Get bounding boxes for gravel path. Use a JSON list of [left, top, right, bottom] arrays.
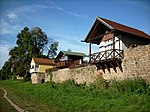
[[1, 88, 25, 112]]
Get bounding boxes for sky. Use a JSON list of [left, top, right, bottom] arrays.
[[0, 0, 150, 69]]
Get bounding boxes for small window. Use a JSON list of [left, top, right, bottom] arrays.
[[35, 64, 39, 68], [31, 65, 34, 69]]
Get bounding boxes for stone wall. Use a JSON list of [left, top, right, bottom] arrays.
[[31, 73, 45, 84], [123, 45, 150, 81], [99, 45, 150, 82], [46, 65, 97, 84], [45, 45, 150, 84]]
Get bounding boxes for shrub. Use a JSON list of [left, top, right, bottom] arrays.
[[111, 78, 149, 94], [89, 77, 110, 91], [23, 72, 31, 81]]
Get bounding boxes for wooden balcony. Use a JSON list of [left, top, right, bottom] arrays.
[[56, 60, 81, 69], [56, 61, 69, 68], [90, 49, 123, 63], [90, 49, 123, 72]]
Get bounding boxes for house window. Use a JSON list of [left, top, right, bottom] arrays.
[[35, 64, 39, 68], [61, 55, 68, 61], [31, 65, 34, 69]]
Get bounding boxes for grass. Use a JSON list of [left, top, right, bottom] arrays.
[[0, 89, 17, 112], [0, 78, 150, 112]]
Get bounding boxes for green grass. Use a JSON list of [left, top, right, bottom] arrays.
[[0, 89, 17, 112], [0, 78, 150, 112]]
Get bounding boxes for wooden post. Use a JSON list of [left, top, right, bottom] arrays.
[[112, 33, 115, 58], [118, 38, 121, 59], [89, 42, 92, 64], [119, 38, 120, 51]]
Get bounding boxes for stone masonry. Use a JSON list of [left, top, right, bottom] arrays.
[[45, 45, 150, 84], [98, 45, 150, 82], [45, 65, 98, 84]]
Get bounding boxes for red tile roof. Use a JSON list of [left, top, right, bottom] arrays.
[[33, 58, 55, 65], [98, 17, 150, 39]]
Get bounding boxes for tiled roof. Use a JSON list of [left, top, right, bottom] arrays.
[[98, 17, 150, 39], [33, 58, 55, 65], [61, 51, 87, 57], [84, 17, 150, 44]]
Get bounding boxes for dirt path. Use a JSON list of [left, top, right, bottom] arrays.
[[1, 88, 25, 112]]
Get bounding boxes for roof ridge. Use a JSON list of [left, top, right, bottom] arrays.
[[60, 50, 87, 57], [62, 50, 86, 54]]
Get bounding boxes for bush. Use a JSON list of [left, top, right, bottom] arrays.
[[23, 72, 31, 81], [111, 78, 149, 94], [88, 77, 149, 95], [88, 77, 110, 92]]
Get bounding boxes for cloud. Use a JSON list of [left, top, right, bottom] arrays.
[[46, 2, 88, 19], [0, 19, 22, 35], [7, 12, 17, 20], [8, 2, 88, 19], [0, 1, 88, 36], [63, 10, 88, 19], [0, 41, 14, 69]]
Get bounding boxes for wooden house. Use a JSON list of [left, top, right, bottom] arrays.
[[82, 16, 150, 71], [30, 58, 55, 83], [55, 51, 87, 69]]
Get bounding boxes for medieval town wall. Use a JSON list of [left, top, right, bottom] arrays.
[[45, 65, 98, 84], [45, 45, 150, 84], [99, 44, 150, 82]]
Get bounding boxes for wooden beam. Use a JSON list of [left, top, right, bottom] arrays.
[[119, 38, 120, 51], [110, 62, 117, 73], [88, 31, 113, 42], [104, 64, 110, 73], [116, 60, 123, 72], [89, 21, 100, 39], [99, 65, 104, 69], [96, 17, 114, 30], [89, 42, 92, 64], [99, 65, 105, 73], [112, 33, 115, 58]]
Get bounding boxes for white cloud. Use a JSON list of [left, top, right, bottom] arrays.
[[0, 19, 21, 35], [0, 1, 88, 37], [64, 10, 88, 19], [0, 41, 13, 69], [7, 13, 17, 20], [9, 2, 88, 19], [46, 2, 88, 19]]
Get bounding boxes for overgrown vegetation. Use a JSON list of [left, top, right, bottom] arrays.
[[0, 27, 58, 80], [0, 78, 150, 112]]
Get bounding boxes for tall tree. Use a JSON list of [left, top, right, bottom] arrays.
[[0, 27, 58, 80]]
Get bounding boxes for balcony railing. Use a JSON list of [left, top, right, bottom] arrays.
[[90, 49, 123, 63], [56, 60, 80, 68], [56, 61, 69, 68], [30, 67, 39, 73]]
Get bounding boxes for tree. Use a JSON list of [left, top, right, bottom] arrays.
[[48, 41, 58, 59], [0, 61, 12, 80], [0, 27, 58, 80]]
